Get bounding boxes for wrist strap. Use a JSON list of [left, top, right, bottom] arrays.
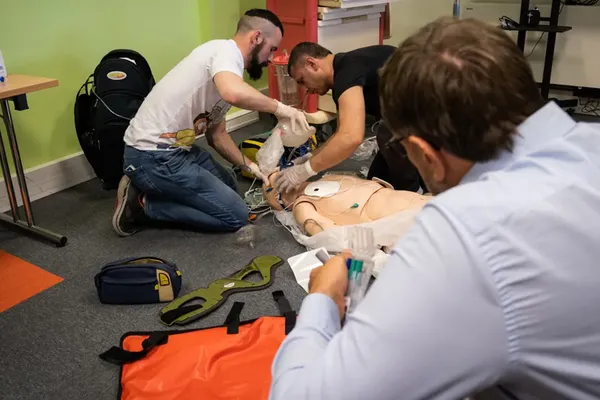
[[275, 100, 284, 114], [304, 160, 317, 177]]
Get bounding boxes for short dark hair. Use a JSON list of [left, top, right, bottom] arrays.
[[288, 42, 332, 75], [238, 9, 284, 36], [379, 17, 544, 163]]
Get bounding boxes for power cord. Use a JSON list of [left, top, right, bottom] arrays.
[[566, 0, 598, 5], [499, 0, 568, 58], [580, 98, 600, 116]]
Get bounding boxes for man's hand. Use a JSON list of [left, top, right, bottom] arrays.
[[292, 152, 312, 166], [274, 101, 311, 132], [274, 161, 316, 193], [309, 251, 351, 320], [245, 162, 269, 183]]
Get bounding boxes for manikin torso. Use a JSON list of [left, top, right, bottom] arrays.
[[265, 174, 431, 236]]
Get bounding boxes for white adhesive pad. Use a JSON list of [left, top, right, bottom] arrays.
[[303, 181, 341, 198], [287, 247, 330, 292]]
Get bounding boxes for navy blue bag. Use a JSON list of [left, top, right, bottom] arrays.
[[95, 257, 182, 305]]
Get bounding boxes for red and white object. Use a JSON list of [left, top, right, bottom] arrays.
[[266, 0, 391, 118]]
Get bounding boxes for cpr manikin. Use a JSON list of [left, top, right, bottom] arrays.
[[263, 173, 431, 236]]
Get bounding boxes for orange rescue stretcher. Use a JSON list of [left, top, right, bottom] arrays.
[[99, 290, 296, 400]]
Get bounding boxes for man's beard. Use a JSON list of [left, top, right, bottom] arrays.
[[247, 43, 268, 81]]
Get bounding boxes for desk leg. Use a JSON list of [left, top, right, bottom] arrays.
[[0, 107, 20, 222], [540, 0, 562, 99], [0, 99, 67, 247], [1, 100, 35, 226], [517, 0, 530, 51]]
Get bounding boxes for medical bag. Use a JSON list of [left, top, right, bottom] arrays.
[[99, 290, 296, 400], [75, 49, 155, 190], [94, 256, 182, 305]]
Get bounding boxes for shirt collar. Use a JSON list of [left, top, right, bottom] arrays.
[[460, 101, 577, 184]]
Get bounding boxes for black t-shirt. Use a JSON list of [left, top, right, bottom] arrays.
[[332, 45, 396, 119]]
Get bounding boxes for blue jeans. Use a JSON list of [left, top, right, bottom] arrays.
[[123, 145, 248, 232]]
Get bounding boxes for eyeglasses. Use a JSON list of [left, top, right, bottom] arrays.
[[384, 136, 408, 159]]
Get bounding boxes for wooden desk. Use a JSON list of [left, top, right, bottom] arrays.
[[0, 74, 67, 247]]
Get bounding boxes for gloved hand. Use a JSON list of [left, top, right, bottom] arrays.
[[245, 162, 269, 183], [292, 152, 313, 166], [274, 101, 311, 132], [274, 161, 317, 194]]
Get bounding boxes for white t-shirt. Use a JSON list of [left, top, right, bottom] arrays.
[[124, 39, 244, 151]]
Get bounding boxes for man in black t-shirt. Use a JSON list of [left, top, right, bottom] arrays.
[[273, 42, 423, 194]]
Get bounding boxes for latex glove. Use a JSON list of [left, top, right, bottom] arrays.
[[292, 152, 313, 166], [274, 160, 317, 194], [245, 162, 269, 183], [309, 251, 351, 321], [274, 101, 311, 132]]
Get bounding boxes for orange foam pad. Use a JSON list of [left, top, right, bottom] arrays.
[[0, 251, 63, 312]]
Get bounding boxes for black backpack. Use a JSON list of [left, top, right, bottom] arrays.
[[75, 49, 155, 190]]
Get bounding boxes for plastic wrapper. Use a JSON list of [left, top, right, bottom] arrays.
[[236, 225, 257, 249], [359, 166, 369, 178], [351, 137, 379, 161], [277, 119, 317, 148], [274, 207, 422, 278], [256, 129, 284, 176]]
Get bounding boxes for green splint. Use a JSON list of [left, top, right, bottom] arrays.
[[159, 255, 284, 326]]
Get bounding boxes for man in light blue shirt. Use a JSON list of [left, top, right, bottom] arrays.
[[269, 17, 600, 400]]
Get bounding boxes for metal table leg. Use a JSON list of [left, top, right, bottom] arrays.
[[0, 98, 67, 247], [0, 110, 19, 222]]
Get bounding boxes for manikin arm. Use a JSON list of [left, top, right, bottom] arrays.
[[294, 202, 336, 236], [309, 86, 366, 172]]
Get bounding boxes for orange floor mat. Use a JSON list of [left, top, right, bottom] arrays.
[[0, 251, 63, 313]]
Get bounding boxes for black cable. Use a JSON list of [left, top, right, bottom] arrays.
[[569, 0, 599, 5], [580, 98, 600, 116], [524, 1, 566, 58], [525, 33, 546, 57]]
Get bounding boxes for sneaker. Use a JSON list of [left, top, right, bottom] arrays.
[[112, 175, 145, 237]]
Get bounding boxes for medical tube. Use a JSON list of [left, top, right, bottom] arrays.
[[345, 255, 375, 314]]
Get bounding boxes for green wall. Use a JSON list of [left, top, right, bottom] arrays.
[[0, 0, 267, 172]]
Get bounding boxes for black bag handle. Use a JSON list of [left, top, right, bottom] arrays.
[[272, 291, 296, 334], [224, 302, 245, 334], [102, 256, 173, 269], [98, 332, 169, 366], [223, 291, 296, 335]]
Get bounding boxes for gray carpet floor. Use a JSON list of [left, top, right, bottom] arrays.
[[0, 115, 375, 400]]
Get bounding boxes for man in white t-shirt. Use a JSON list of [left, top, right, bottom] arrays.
[[112, 9, 308, 236]]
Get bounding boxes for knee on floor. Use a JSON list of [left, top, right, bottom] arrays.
[[220, 199, 249, 231]]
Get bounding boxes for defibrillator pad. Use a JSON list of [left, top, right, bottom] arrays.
[[304, 181, 341, 198]]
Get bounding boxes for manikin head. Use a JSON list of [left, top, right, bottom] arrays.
[[262, 172, 306, 211], [287, 42, 334, 96], [379, 17, 545, 195], [235, 9, 284, 81]]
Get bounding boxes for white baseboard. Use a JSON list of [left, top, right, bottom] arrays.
[[0, 103, 264, 213], [0, 152, 96, 213], [225, 109, 259, 132]]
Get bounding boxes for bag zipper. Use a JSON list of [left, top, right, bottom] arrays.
[[101, 277, 157, 286], [100, 264, 181, 278]]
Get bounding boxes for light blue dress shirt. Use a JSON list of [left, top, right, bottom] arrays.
[[269, 102, 600, 400]]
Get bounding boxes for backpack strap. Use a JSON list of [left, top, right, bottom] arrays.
[[99, 332, 169, 366], [272, 290, 296, 334]]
